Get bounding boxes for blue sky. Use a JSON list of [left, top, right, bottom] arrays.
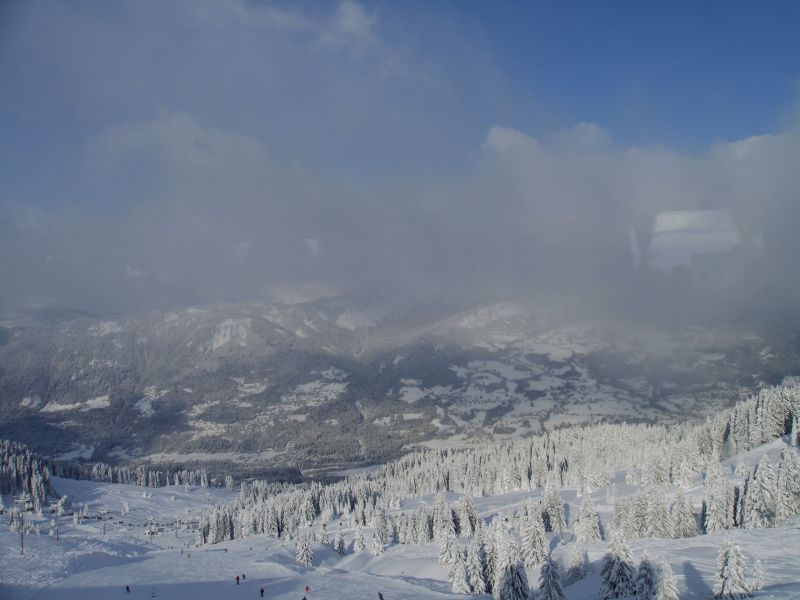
[[2, 1, 798, 202], [1, 1, 799, 312], [464, 1, 799, 149]]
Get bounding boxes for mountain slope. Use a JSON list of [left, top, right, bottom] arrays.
[[1, 297, 798, 471], [1, 385, 798, 599]]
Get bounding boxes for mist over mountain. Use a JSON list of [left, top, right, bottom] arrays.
[[1, 2, 800, 476], [2, 1, 800, 321], [1, 294, 798, 479]]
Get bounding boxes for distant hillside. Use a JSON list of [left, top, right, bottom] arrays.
[[1, 296, 798, 473]]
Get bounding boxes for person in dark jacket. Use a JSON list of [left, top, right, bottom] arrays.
[[260, 587, 264, 597], [236, 576, 240, 585]]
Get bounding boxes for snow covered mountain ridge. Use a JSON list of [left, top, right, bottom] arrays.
[[2, 297, 798, 475]]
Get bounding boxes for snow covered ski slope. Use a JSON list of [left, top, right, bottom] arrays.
[[2, 385, 800, 599]]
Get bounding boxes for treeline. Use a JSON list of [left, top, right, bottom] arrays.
[[194, 384, 800, 550], [0, 439, 58, 512], [52, 461, 211, 488]]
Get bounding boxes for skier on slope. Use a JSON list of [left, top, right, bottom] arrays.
[[236, 575, 240, 585], [260, 587, 265, 597], [378, 594, 385, 600]]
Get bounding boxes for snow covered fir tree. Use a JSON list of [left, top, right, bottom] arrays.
[[185, 386, 799, 596], [3, 383, 800, 598], [537, 552, 566, 600], [0, 440, 58, 514], [599, 533, 636, 599], [713, 537, 750, 599]]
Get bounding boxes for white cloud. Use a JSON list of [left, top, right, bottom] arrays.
[[547, 122, 612, 151], [195, 0, 380, 56], [484, 122, 611, 156], [87, 110, 268, 177], [234, 241, 252, 260], [711, 132, 791, 161], [483, 126, 539, 155], [126, 264, 146, 278], [303, 237, 322, 258], [192, 0, 312, 33], [326, 0, 378, 51], [5, 112, 800, 312]]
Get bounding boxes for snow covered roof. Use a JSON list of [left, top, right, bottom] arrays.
[[645, 209, 742, 271]]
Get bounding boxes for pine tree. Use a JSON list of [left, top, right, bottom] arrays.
[[671, 493, 697, 538], [466, 537, 487, 594], [627, 493, 648, 538], [612, 497, 628, 537], [599, 534, 636, 599], [777, 449, 800, 518], [434, 492, 455, 541], [750, 559, 764, 592], [450, 548, 471, 594], [748, 404, 763, 448], [459, 494, 477, 538], [440, 528, 459, 576], [493, 527, 530, 600], [484, 521, 498, 594], [636, 552, 657, 600], [723, 480, 737, 530], [296, 535, 313, 567], [354, 527, 366, 552], [675, 453, 698, 488], [319, 523, 329, 545], [544, 486, 566, 535], [713, 538, 750, 599], [748, 456, 777, 528], [764, 392, 788, 439], [333, 524, 346, 555], [734, 462, 749, 478], [565, 545, 587, 584], [300, 494, 315, 527], [574, 498, 601, 542], [520, 506, 549, 568], [370, 534, 384, 556], [705, 462, 724, 493], [706, 490, 729, 534], [537, 553, 565, 600], [646, 489, 673, 538], [737, 474, 750, 530], [374, 508, 390, 544], [416, 506, 432, 543], [654, 560, 679, 600]]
